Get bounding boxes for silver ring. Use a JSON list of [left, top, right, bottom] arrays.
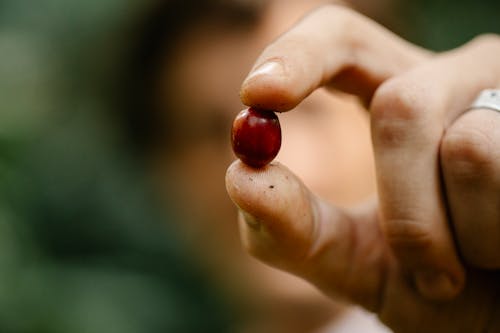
[[470, 89, 500, 112]]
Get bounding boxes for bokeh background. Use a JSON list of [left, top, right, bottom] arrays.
[[1, 0, 499, 332]]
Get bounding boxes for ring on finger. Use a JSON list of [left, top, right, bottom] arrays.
[[469, 89, 500, 112]]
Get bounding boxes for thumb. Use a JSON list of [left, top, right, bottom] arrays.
[[225, 160, 388, 311]]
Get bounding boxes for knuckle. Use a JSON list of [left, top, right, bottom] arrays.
[[312, 3, 355, 21], [371, 79, 430, 147], [442, 126, 495, 181], [309, 4, 360, 39], [468, 33, 500, 50], [372, 79, 426, 122], [383, 218, 434, 252]]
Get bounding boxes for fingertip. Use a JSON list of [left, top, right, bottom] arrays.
[[225, 160, 315, 262], [225, 159, 277, 215], [415, 270, 465, 301], [240, 59, 300, 112], [225, 160, 301, 218], [380, 217, 466, 301]]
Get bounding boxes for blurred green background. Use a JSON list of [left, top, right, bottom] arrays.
[[0, 0, 498, 332], [0, 1, 233, 332]]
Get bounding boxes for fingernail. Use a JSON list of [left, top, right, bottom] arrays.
[[244, 60, 284, 84], [415, 271, 459, 300], [240, 210, 261, 230]]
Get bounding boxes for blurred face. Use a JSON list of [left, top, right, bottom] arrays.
[[152, 0, 375, 318]]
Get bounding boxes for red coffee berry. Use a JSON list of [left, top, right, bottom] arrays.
[[231, 107, 281, 168]]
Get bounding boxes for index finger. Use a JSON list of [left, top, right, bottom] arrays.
[[240, 4, 431, 111]]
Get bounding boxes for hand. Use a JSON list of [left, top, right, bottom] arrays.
[[226, 5, 500, 332]]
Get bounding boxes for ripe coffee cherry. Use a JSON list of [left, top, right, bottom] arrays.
[[231, 107, 281, 168]]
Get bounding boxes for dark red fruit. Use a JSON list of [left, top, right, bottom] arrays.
[[231, 107, 281, 168]]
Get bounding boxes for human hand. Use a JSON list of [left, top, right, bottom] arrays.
[[226, 5, 500, 332]]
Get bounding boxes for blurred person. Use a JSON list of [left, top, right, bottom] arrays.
[[118, 0, 397, 331]]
